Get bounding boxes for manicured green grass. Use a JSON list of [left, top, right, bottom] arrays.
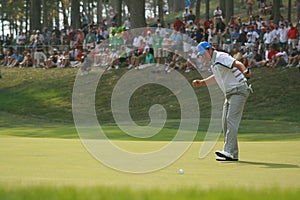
[[0, 136, 300, 199], [0, 186, 299, 200]]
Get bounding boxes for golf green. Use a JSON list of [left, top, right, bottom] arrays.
[[1, 136, 299, 190]]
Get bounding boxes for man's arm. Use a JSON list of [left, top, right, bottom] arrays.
[[232, 60, 251, 79], [192, 75, 216, 87]]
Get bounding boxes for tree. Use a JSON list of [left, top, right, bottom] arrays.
[[205, 0, 209, 19], [71, 0, 81, 29], [158, 0, 164, 27], [272, 0, 281, 23], [225, 0, 233, 24], [168, 0, 185, 13], [124, 0, 146, 28], [30, 0, 42, 31], [298, 0, 300, 24], [117, 0, 122, 26], [61, 0, 71, 27], [97, 0, 103, 23], [288, 0, 291, 22], [195, 0, 201, 24], [219, 0, 225, 19]]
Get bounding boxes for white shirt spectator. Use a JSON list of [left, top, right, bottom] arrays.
[[263, 30, 274, 45], [279, 27, 289, 43], [133, 35, 144, 48], [271, 28, 280, 44], [246, 31, 259, 43]]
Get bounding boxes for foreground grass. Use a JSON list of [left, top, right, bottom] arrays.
[[1, 136, 300, 199], [0, 186, 299, 200]]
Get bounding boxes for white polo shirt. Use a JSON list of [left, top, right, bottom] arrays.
[[211, 50, 247, 93]]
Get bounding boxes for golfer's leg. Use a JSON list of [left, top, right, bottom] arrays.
[[224, 92, 248, 159], [222, 98, 229, 141]]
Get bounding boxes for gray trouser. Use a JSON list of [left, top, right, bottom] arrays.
[[222, 84, 250, 159]]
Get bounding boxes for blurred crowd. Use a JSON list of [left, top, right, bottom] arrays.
[[1, 2, 300, 74]]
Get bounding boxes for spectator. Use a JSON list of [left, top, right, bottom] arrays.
[[248, 48, 263, 68], [33, 34, 47, 67], [278, 23, 288, 50], [287, 23, 298, 52], [187, 10, 196, 23], [85, 28, 96, 50], [58, 51, 70, 68], [285, 48, 300, 68], [173, 16, 185, 31], [182, 7, 189, 18], [152, 30, 163, 66], [19, 52, 34, 68], [231, 26, 240, 45], [161, 32, 173, 65], [266, 45, 279, 67], [263, 27, 273, 49], [16, 31, 26, 55], [246, 25, 259, 44], [213, 6, 223, 21], [44, 49, 59, 69], [155, 23, 166, 37], [222, 27, 232, 53], [246, 0, 255, 15], [271, 46, 288, 68], [203, 17, 213, 41], [75, 29, 85, 51]]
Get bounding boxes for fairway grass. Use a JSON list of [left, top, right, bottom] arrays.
[[1, 136, 300, 199]]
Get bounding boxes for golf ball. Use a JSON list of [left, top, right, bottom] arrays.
[[179, 169, 184, 175]]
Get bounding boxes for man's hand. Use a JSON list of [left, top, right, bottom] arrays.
[[192, 79, 205, 87], [243, 68, 251, 79]]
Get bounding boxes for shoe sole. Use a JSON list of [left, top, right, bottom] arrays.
[[215, 151, 238, 161], [216, 156, 238, 161]]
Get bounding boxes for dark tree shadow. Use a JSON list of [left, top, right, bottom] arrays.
[[238, 161, 299, 169]]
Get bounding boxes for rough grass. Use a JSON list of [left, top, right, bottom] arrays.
[[0, 67, 299, 123]]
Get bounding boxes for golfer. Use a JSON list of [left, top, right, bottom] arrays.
[[192, 41, 252, 161]]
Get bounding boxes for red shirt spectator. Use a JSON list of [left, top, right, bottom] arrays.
[[288, 25, 299, 39], [267, 48, 278, 60], [173, 17, 185, 31]]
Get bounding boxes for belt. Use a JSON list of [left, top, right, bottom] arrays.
[[226, 82, 253, 95]]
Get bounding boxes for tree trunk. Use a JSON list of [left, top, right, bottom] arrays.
[[173, 0, 185, 12], [61, 0, 70, 26], [97, 0, 103, 23], [190, 0, 196, 8], [117, 0, 122, 26], [195, 0, 201, 24], [288, 0, 291, 22], [272, 0, 281, 24], [124, 0, 146, 28], [168, 0, 174, 13], [158, 0, 164, 27], [55, 0, 60, 29], [205, 0, 210, 19], [298, 0, 300, 24], [153, 0, 157, 18], [225, 0, 233, 24], [30, 0, 41, 31], [219, 0, 225, 19], [71, 0, 81, 29], [25, 0, 30, 33], [42, 0, 48, 29]]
